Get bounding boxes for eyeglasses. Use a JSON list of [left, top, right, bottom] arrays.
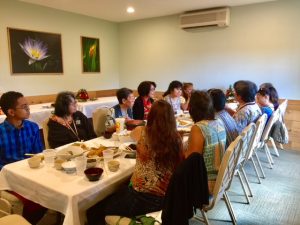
[[15, 104, 30, 110]]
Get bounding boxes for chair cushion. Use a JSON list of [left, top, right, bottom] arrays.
[[0, 214, 31, 225]]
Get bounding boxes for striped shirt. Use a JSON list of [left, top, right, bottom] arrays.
[[217, 110, 239, 148], [0, 119, 43, 169]]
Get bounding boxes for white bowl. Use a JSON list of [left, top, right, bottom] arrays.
[[61, 161, 76, 174], [57, 146, 84, 161]]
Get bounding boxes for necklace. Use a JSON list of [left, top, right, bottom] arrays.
[[64, 119, 80, 141]]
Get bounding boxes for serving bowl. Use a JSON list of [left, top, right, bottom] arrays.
[[125, 120, 146, 131], [56, 146, 84, 161], [84, 167, 103, 181]]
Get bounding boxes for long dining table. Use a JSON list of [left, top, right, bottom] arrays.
[[0, 137, 135, 225], [0, 96, 118, 128]]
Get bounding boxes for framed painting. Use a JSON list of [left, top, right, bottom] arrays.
[[81, 36, 100, 73], [7, 27, 63, 74]]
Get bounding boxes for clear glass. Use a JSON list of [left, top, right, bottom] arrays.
[[75, 155, 87, 176], [43, 149, 56, 167]]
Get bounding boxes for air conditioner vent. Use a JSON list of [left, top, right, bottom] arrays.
[[180, 7, 230, 29]]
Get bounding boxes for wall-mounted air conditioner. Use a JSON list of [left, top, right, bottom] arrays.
[[180, 7, 230, 29]]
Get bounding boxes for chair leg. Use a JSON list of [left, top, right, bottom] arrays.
[[254, 151, 266, 178], [241, 167, 253, 197], [224, 192, 237, 225], [279, 143, 284, 150], [237, 170, 250, 204], [269, 137, 280, 157], [264, 144, 273, 168], [193, 210, 210, 225], [250, 157, 261, 184]]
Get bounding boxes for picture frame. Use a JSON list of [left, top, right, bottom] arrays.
[[81, 36, 100, 73], [7, 27, 63, 74]]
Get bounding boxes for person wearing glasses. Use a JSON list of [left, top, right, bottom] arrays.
[[47, 91, 96, 148], [0, 91, 46, 224], [0, 91, 43, 169]]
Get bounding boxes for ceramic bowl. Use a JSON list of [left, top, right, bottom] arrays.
[[28, 156, 41, 168], [125, 120, 146, 131], [56, 146, 84, 161], [54, 158, 66, 170], [84, 167, 103, 181], [61, 161, 76, 174], [107, 160, 120, 172]]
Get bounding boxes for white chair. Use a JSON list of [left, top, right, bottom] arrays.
[[194, 136, 243, 225], [0, 214, 31, 225], [242, 114, 268, 183], [233, 123, 256, 204], [41, 118, 50, 149], [277, 99, 288, 150], [257, 108, 281, 169], [0, 191, 23, 217], [92, 107, 114, 137]]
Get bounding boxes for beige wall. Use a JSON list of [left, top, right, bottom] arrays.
[[0, 0, 119, 96], [119, 0, 300, 100]]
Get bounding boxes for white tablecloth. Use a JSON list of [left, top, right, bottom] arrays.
[[0, 97, 118, 128], [77, 97, 118, 118], [0, 138, 135, 225]]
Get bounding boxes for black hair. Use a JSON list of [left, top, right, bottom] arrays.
[[137, 81, 156, 97], [189, 90, 215, 123], [116, 88, 133, 104], [259, 83, 279, 109], [54, 91, 76, 117], [0, 91, 24, 116], [163, 80, 183, 97], [234, 80, 257, 103], [208, 89, 226, 112]]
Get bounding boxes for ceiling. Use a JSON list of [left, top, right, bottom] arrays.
[[19, 0, 277, 22]]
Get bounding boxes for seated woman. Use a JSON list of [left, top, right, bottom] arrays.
[[185, 91, 226, 194], [259, 83, 279, 110], [87, 100, 183, 225], [208, 89, 239, 148], [227, 80, 262, 132], [182, 82, 194, 110], [163, 80, 187, 113], [256, 87, 274, 122], [132, 81, 156, 120], [112, 88, 134, 119], [47, 91, 96, 148]]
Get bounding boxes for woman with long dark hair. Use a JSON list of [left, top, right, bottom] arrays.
[[185, 91, 226, 194], [87, 100, 183, 225]]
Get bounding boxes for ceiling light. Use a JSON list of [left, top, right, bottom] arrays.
[[127, 6, 135, 14]]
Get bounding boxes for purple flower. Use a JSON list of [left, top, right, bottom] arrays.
[[19, 37, 50, 65]]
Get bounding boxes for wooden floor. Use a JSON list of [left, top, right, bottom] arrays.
[[190, 148, 300, 225]]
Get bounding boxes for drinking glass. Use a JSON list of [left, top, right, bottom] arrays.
[[43, 149, 56, 167], [75, 155, 87, 176]]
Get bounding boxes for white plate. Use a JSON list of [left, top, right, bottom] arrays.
[[177, 119, 193, 127]]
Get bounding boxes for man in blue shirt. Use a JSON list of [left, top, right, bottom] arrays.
[[0, 91, 45, 224], [0, 91, 43, 169]]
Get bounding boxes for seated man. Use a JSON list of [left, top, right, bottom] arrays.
[[0, 91, 45, 224], [112, 88, 134, 119]]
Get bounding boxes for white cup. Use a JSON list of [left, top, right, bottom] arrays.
[[115, 118, 125, 133], [43, 149, 56, 167], [75, 155, 87, 176], [102, 149, 114, 172]]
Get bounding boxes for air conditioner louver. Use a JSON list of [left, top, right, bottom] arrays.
[[180, 7, 230, 29]]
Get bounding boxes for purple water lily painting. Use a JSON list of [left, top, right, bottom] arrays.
[[8, 28, 63, 74]]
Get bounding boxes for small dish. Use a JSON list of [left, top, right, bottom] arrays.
[[107, 160, 120, 172], [62, 161, 76, 174], [84, 167, 103, 181]]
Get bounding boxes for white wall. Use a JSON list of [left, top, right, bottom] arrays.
[[0, 0, 119, 96], [119, 0, 300, 100]]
